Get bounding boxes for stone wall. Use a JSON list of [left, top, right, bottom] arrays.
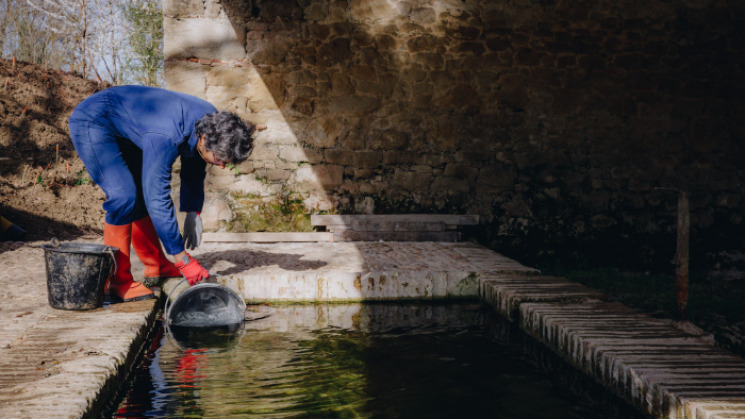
[[163, 0, 745, 268]]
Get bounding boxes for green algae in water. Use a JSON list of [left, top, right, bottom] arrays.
[[114, 303, 643, 418]]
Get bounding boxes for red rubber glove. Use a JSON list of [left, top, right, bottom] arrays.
[[175, 253, 209, 285]]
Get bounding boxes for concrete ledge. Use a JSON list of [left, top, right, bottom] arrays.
[[179, 241, 536, 303], [518, 301, 745, 418]]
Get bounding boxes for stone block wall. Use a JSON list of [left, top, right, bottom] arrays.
[[163, 0, 745, 268]]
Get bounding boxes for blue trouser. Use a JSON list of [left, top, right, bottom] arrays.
[[69, 116, 149, 225]]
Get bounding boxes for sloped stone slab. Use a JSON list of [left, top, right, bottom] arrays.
[[519, 300, 745, 418], [0, 296, 158, 418], [480, 273, 606, 320], [0, 244, 159, 419]]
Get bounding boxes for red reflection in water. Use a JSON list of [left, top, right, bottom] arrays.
[[176, 348, 209, 388]]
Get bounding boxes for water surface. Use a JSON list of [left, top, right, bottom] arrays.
[[114, 303, 642, 418]]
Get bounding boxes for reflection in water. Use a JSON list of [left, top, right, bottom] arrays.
[[115, 303, 642, 418]]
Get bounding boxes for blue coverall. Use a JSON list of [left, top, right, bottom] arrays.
[[68, 86, 216, 255]]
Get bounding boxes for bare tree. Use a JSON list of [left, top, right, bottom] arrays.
[[4, 0, 162, 85], [1, 0, 69, 67], [23, 0, 88, 74], [85, 0, 129, 83], [0, 0, 11, 54], [21, 0, 134, 83]]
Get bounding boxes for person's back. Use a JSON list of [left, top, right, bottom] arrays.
[[72, 85, 216, 150]]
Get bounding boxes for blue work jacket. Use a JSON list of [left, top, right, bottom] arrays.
[[70, 86, 216, 255]]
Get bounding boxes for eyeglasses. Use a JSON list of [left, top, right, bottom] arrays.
[[197, 144, 226, 167]]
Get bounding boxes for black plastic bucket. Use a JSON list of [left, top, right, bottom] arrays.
[[165, 282, 246, 328], [41, 240, 118, 310]]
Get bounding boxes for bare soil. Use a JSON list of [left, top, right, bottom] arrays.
[[0, 58, 108, 241]]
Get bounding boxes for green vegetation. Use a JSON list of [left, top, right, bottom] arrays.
[[121, 0, 163, 86], [229, 190, 318, 232], [75, 169, 91, 185], [226, 163, 240, 175]]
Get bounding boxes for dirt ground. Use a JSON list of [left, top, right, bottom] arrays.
[[0, 58, 108, 241]]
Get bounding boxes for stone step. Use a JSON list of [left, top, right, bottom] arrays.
[[311, 215, 478, 242], [325, 220, 450, 232], [332, 230, 460, 242], [311, 214, 479, 227], [203, 232, 333, 242]]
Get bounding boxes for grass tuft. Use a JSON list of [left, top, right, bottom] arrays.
[[229, 190, 328, 232]]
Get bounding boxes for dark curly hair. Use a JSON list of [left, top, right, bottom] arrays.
[[195, 111, 255, 163]]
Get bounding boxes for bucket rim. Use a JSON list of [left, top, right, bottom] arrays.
[[168, 282, 246, 308], [40, 242, 119, 255], [166, 281, 247, 328]]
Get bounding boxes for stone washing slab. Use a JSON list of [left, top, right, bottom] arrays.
[[0, 300, 158, 418], [185, 241, 537, 302], [0, 243, 160, 419], [480, 273, 606, 321], [519, 301, 745, 418]]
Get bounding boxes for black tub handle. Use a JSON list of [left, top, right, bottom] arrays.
[[164, 278, 190, 326]]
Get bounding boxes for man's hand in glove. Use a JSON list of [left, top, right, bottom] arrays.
[[175, 253, 209, 286], [183, 211, 203, 250]]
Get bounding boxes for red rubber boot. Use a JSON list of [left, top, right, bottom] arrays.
[[132, 216, 181, 279], [104, 222, 154, 302]]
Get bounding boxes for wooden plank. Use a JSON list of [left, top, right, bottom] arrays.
[[311, 214, 479, 226], [323, 223, 349, 232], [332, 231, 460, 242], [203, 232, 333, 242]]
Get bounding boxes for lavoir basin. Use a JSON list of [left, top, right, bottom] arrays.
[[111, 303, 643, 418], [3, 241, 743, 418]]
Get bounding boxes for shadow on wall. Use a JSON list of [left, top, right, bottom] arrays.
[[166, 0, 745, 269]]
